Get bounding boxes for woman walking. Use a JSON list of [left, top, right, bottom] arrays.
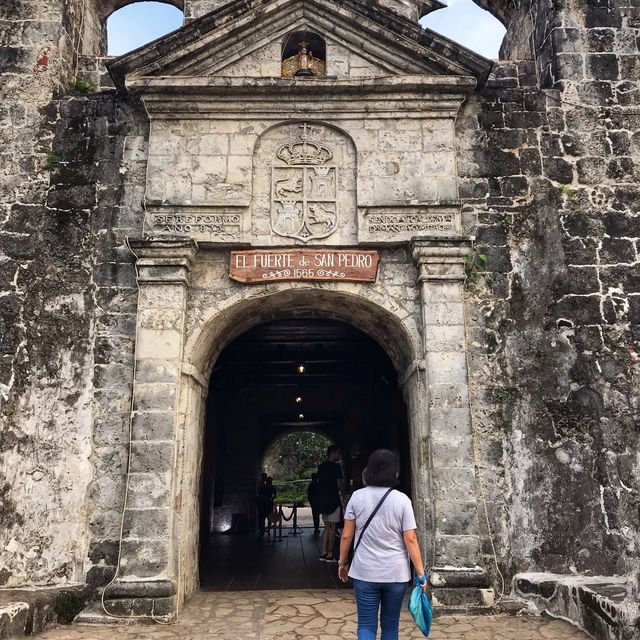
[[338, 449, 428, 640]]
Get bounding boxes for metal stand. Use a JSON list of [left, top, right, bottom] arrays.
[[287, 503, 304, 536]]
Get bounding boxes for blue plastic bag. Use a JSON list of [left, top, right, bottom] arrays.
[[407, 573, 432, 637]]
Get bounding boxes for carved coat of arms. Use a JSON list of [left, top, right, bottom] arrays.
[[271, 124, 338, 242]]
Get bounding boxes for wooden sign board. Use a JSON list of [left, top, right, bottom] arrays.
[[230, 249, 379, 284]]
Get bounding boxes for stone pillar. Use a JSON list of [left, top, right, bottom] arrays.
[[412, 237, 492, 604], [102, 238, 198, 621]]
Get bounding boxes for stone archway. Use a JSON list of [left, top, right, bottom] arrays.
[[176, 287, 430, 602], [102, 237, 487, 620]]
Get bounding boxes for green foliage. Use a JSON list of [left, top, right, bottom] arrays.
[[264, 431, 331, 482], [495, 389, 510, 402], [273, 479, 308, 505], [70, 77, 97, 93], [497, 215, 512, 230], [557, 184, 579, 201], [464, 250, 487, 282], [45, 152, 59, 169]]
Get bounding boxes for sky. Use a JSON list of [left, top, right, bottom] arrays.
[[107, 0, 506, 59]]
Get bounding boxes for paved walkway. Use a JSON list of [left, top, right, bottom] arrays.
[[37, 591, 589, 640]]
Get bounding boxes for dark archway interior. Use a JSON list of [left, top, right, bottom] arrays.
[[199, 318, 410, 590]]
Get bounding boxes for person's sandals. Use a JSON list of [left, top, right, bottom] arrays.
[[324, 554, 337, 563]]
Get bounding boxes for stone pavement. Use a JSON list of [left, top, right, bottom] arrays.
[[36, 590, 590, 639]]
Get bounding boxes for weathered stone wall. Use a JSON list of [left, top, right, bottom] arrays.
[[0, 0, 93, 587], [1, 0, 638, 611], [460, 0, 640, 597]]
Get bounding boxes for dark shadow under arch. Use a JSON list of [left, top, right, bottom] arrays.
[[198, 316, 412, 590], [188, 288, 418, 385]]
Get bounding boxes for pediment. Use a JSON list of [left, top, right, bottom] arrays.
[[108, 0, 492, 88]]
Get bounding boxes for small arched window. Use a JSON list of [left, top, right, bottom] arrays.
[[107, 2, 184, 56], [420, 0, 506, 59], [281, 30, 327, 78]]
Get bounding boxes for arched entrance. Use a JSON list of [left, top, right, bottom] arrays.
[[106, 239, 484, 619], [198, 318, 413, 590]]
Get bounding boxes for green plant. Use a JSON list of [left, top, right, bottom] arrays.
[[45, 152, 59, 169], [557, 184, 579, 201], [464, 250, 487, 282], [495, 389, 510, 402], [497, 215, 512, 230], [70, 77, 97, 93]]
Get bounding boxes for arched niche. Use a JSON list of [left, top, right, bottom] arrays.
[[281, 30, 327, 77]]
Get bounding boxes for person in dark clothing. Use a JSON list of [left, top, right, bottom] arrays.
[[307, 472, 321, 535], [316, 445, 344, 561], [257, 476, 277, 535]]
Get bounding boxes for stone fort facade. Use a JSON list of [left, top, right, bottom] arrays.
[[0, 0, 639, 636]]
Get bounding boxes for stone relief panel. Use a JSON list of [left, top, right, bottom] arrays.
[[252, 122, 357, 246]]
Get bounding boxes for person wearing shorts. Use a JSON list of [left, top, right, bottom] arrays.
[[316, 445, 343, 562]]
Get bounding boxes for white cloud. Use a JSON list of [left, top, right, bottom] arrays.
[[420, 0, 506, 59]]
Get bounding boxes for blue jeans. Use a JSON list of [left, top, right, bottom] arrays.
[[352, 579, 408, 640]]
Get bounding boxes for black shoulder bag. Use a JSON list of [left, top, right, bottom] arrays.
[[350, 488, 394, 565]]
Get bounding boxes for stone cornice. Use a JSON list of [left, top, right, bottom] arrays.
[[128, 237, 199, 286], [132, 75, 476, 118], [411, 236, 473, 282]]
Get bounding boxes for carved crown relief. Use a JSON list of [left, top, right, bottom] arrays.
[[252, 122, 357, 246]]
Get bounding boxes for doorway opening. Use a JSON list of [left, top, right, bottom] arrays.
[[199, 318, 411, 590]]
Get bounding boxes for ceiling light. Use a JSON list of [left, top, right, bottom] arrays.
[[298, 413, 305, 420], [295, 396, 303, 404], [298, 364, 305, 374]]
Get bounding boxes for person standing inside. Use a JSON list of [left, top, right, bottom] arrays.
[[316, 444, 343, 562], [256, 472, 268, 535], [337, 449, 428, 640], [307, 472, 321, 536], [257, 475, 276, 536]]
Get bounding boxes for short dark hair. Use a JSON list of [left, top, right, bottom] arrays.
[[327, 444, 340, 457], [363, 449, 400, 488]]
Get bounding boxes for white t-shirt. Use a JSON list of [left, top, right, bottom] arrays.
[[344, 486, 417, 583]]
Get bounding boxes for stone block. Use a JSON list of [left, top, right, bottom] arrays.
[[434, 534, 481, 566], [428, 384, 468, 409], [133, 382, 177, 412], [136, 329, 183, 360], [423, 301, 464, 325], [434, 499, 479, 535], [426, 352, 468, 385], [586, 53, 620, 80], [430, 434, 474, 469], [430, 407, 472, 438], [129, 441, 174, 473], [126, 472, 171, 509], [138, 286, 186, 310], [135, 359, 180, 384], [424, 324, 466, 352], [433, 467, 477, 503], [131, 411, 175, 442], [118, 540, 170, 578], [123, 508, 170, 539]]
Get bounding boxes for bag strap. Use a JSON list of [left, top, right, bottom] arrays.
[[352, 488, 394, 561]]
